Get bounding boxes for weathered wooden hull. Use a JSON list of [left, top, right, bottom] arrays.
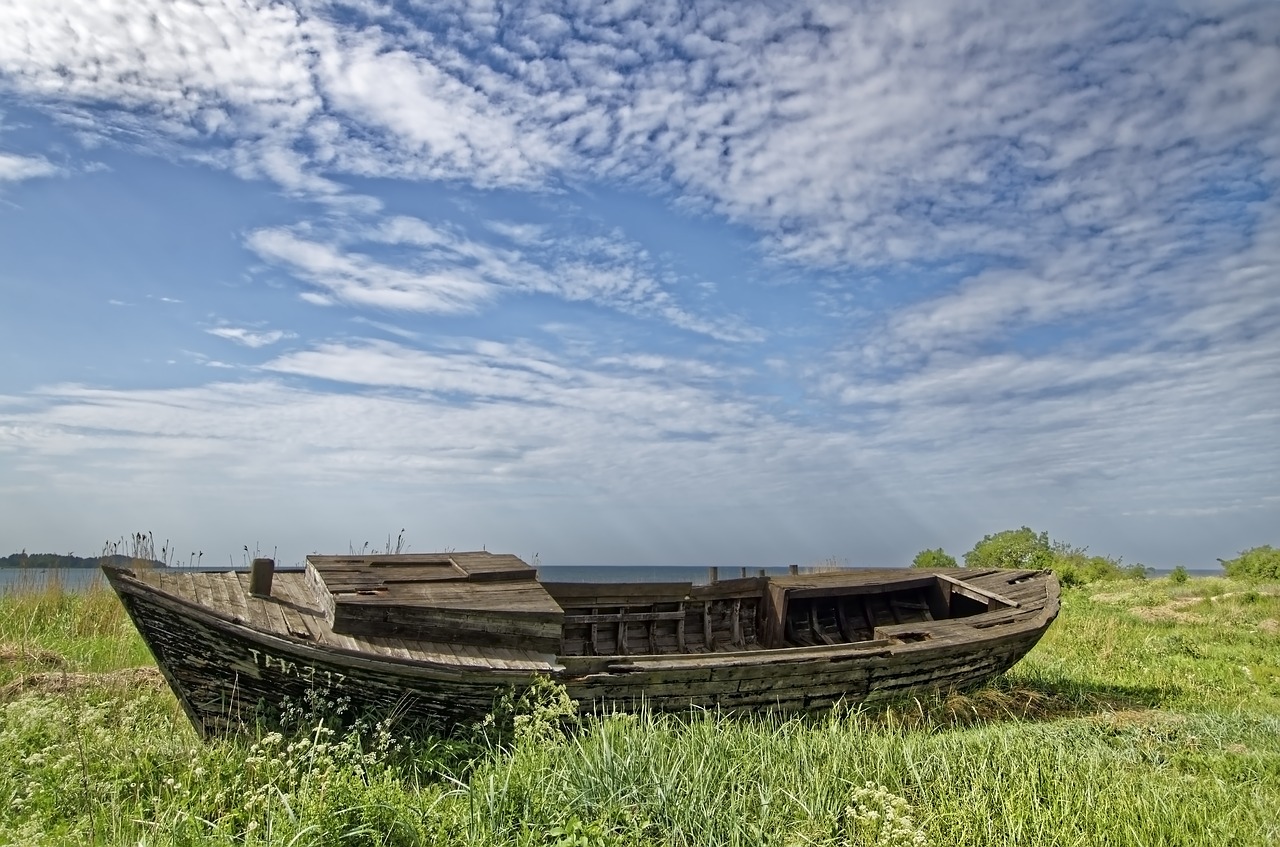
[[556, 625, 1049, 715], [107, 570, 539, 735], [104, 559, 1059, 737]]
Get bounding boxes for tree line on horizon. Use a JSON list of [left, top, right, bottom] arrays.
[[0, 552, 165, 569], [912, 526, 1279, 584]]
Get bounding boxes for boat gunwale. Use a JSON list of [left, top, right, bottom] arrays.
[[104, 564, 1058, 673]]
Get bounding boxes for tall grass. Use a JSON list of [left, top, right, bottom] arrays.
[[0, 573, 153, 683], [1, 573, 1278, 846]]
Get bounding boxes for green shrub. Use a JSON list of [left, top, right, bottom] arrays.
[[964, 527, 1053, 570], [962, 528, 1146, 586], [1169, 566, 1189, 585], [911, 548, 957, 569], [1221, 545, 1280, 581], [1049, 544, 1133, 587]]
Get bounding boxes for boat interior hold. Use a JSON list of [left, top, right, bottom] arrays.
[[302, 553, 1039, 658]]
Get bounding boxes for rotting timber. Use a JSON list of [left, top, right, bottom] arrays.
[[102, 552, 1060, 737]]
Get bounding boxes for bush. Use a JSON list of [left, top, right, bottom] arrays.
[[1169, 566, 1189, 585], [1053, 554, 1125, 587], [1046, 542, 1134, 587], [963, 527, 1053, 570], [911, 548, 957, 569], [1221, 545, 1280, 581], [963, 528, 1146, 586]]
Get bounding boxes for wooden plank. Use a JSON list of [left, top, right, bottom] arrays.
[[275, 599, 313, 640], [835, 599, 854, 642], [785, 609, 803, 646], [936, 573, 1020, 608], [760, 582, 787, 649], [207, 572, 246, 626], [731, 598, 742, 647], [260, 597, 292, 638], [771, 573, 937, 599], [676, 615, 687, 653], [222, 571, 254, 625], [811, 601, 837, 645], [702, 601, 712, 649], [590, 607, 600, 657], [191, 575, 219, 614], [926, 580, 951, 620], [271, 574, 325, 619], [232, 573, 277, 632], [564, 610, 686, 624], [544, 582, 693, 604], [690, 577, 767, 601], [595, 639, 898, 673], [451, 643, 493, 670]]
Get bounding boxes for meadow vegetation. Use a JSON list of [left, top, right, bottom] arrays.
[[1221, 545, 1280, 581], [908, 549, 956, 569], [1, 558, 1278, 846], [918, 526, 1152, 587]]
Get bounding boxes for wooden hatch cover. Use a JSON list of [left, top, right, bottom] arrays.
[[305, 552, 564, 653]]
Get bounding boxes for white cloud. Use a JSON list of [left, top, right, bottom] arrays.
[[485, 220, 549, 246], [247, 226, 497, 313], [0, 0, 318, 133], [248, 213, 761, 341], [0, 151, 61, 181], [311, 31, 559, 186], [4, 1, 1275, 286], [205, 326, 296, 348], [3, 327, 1275, 566], [0, 0, 554, 198]]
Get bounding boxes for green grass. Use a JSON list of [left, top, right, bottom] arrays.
[[1, 573, 1278, 846]]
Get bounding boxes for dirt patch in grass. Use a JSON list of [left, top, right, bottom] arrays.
[[861, 680, 1167, 730], [1127, 601, 1207, 625], [1092, 709, 1187, 730], [1090, 590, 1143, 605], [0, 665, 163, 699], [0, 642, 67, 668]]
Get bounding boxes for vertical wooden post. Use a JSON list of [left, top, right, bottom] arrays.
[[249, 558, 275, 597], [836, 599, 853, 642], [861, 596, 876, 637], [589, 607, 600, 656], [708, 566, 719, 583], [788, 564, 799, 575]]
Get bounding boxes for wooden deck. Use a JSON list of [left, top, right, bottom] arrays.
[[124, 567, 557, 673]]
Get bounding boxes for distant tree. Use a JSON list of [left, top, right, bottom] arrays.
[[963, 527, 1053, 570], [911, 548, 957, 569], [0, 552, 100, 569], [1221, 545, 1280, 581]]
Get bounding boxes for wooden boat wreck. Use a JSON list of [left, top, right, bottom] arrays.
[[102, 552, 1059, 736]]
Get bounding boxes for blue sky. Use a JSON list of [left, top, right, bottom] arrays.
[[1, 0, 1277, 568]]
